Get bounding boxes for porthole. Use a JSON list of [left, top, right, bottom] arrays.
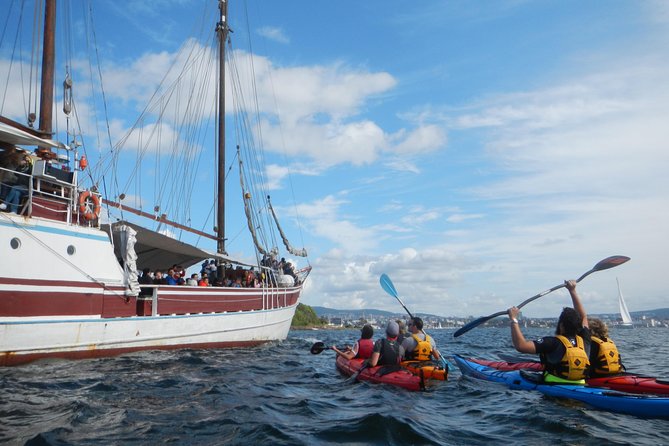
[[67, 245, 76, 255], [10, 238, 21, 249]]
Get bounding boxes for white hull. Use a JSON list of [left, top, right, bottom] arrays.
[[1, 304, 296, 364]]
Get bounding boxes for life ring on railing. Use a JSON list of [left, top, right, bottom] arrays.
[[79, 190, 101, 220]]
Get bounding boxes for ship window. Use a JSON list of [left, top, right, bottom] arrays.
[[10, 238, 21, 249], [67, 245, 76, 255]]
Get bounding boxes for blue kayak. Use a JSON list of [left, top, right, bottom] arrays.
[[453, 354, 669, 419]]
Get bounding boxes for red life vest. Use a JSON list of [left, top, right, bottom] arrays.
[[356, 338, 374, 359]]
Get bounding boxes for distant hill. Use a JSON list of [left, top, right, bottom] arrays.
[[313, 306, 669, 321], [312, 306, 439, 319], [631, 308, 669, 319]]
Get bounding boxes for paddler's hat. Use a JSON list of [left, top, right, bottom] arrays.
[[386, 320, 399, 337]]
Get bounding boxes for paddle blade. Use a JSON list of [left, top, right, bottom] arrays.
[[453, 310, 507, 338], [453, 319, 484, 338], [380, 273, 398, 298], [592, 255, 630, 272], [577, 255, 631, 282], [310, 341, 326, 355]]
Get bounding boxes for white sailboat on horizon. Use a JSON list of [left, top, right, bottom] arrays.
[[617, 277, 634, 328]]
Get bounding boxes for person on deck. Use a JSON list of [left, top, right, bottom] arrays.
[[588, 318, 624, 377], [332, 324, 374, 360], [138, 268, 153, 296], [368, 321, 401, 367], [400, 317, 443, 363], [507, 280, 591, 383], [0, 152, 33, 214]]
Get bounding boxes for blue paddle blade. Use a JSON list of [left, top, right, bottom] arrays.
[[379, 273, 398, 298]]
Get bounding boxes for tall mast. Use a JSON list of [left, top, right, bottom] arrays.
[[38, 0, 56, 135], [216, 0, 228, 255]]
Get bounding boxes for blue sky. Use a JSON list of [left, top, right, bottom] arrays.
[[2, 1, 668, 318]]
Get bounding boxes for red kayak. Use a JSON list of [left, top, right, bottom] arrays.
[[469, 357, 669, 395], [335, 356, 427, 391]]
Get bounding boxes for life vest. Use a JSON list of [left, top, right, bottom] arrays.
[[378, 338, 400, 365], [590, 336, 622, 375], [407, 333, 433, 361], [546, 335, 590, 381], [356, 338, 374, 359]]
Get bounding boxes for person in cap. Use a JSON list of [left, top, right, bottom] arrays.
[[400, 317, 443, 362], [368, 320, 401, 367], [332, 324, 374, 360]]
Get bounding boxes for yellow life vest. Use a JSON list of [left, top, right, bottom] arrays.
[[409, 333, 433, 361], [591, 336, 622, 375], [548, 335, 590, 381]]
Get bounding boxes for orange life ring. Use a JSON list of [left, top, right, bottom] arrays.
[[79, 190, 101, 220]]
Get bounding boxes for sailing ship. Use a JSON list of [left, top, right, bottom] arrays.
[[0, 1, 310, 366], [617, 278, 633, 328]]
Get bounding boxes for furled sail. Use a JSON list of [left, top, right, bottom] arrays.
[[268, 196, 307, 257], [239, 157, 268, 256]]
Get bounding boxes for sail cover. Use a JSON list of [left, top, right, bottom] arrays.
[[102, 221, 230, 270]]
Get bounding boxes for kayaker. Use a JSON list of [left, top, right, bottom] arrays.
[[400, 317, 443, 363], [507, 279, 591, 383], [396, 319, 408, 344], [368, 321, 401, 367], [332, 324, 374, 360], [588, 318, 624, 376]]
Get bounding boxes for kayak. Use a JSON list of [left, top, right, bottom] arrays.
[[335, 356, 426, 391], [453, 355, 669, 418], [470, 357, 669, 395], [401, 360, 448, 381]]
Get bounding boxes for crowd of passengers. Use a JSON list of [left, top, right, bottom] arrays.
[[138, 257, 299, 293]]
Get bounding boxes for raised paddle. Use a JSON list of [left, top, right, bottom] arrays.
[[379, 273, 451, 371], [452, 255, 630, 338]]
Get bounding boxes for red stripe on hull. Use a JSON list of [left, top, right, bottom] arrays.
[[1, 285, 301, 317]]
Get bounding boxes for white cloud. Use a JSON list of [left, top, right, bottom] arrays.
[[257, 26, 290, 44]]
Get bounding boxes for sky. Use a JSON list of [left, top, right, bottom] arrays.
[[1, 0, 668, 319]]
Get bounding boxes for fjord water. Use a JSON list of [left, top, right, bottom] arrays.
[[1, 327, 667, 445]]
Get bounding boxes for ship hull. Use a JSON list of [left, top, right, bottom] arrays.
[[0, 215, 305, 366]]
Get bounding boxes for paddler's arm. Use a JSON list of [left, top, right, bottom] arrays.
[[425, 334, 442, 360], [332, 344, 356, 360], [565, 279, 589, 329], [508, 306, 536, 354], [368, 351, 380, 367]]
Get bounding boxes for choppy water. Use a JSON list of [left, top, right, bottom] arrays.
[[1, 327, 668, 445]]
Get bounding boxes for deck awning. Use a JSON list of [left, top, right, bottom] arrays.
[[0, 121, 65, 149], [102, 221, 230, 271]]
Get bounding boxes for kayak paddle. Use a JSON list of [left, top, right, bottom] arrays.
[[310, 341, 334, 355], [453, 255, 630, 338], [379, 273, 452, 371]]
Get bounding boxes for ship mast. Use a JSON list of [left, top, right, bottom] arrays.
[[216, 0, 228, 256], [38, 0, 56, 136]]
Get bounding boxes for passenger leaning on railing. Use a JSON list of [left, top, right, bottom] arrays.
[[0, 142, 21, 204], [0, 151, 33, 214]]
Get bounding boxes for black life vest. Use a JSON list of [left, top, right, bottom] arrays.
[[378, 338, 400, 365]]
